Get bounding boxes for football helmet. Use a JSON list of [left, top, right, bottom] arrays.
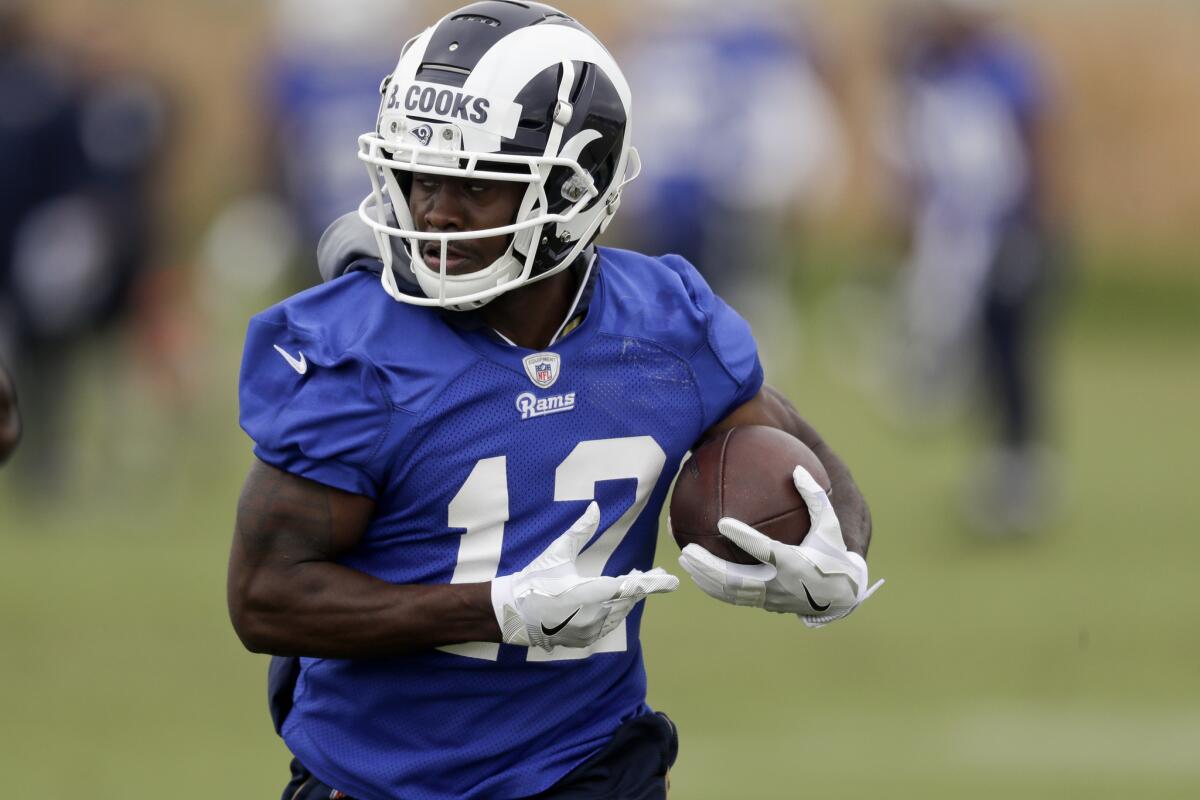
[[357, 1, 639, 310]]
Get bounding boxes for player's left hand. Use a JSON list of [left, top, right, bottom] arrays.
[[492, 502, 679, 651], [677, 466, 884, 628]]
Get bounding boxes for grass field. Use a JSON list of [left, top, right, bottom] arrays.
[[1, 264, 1197, 798]]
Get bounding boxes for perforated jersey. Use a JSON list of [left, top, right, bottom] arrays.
[[238, 247, 762, 800]]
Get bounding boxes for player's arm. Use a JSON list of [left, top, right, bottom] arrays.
[[227, 459, 499, 657], [0, 363, 20, 465], [228, 460, 676, 657], [701, 384, 871, 556], [681, 383, 882, 627]]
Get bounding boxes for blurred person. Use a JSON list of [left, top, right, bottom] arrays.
[[0, 0, 86, 494], [228, 4, 880, 799], [879, 0, 1063, 533], [72, 30, 171, 345], [254, 0, 416, 289], [0, 360, 19, 464], [617, 0, 845, 317], [0, 4, 169, 497]]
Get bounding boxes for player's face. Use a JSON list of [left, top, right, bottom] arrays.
[[409, 174, 525, 275]]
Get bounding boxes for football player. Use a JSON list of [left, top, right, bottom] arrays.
[[881, 0, 1061, 532], [228, 4, 880, 799]]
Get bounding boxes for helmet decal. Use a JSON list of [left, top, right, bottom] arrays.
[[410, 123, 434, 147]]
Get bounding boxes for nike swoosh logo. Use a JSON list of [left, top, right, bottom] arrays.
[[540, 607, 581, 637], [803, 583, 830, 612], [273, 345, 308, 375]]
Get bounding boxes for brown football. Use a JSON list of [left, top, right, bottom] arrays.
[[669, 425, 832, 564]]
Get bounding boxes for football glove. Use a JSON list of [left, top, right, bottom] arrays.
[[491, 502, 679, 651], [677, 466, 884, 628]]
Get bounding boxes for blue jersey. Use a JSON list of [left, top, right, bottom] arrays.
[[899, 35, 1048, 224], [238, 247, 762, 800], [264, 54, 390, 245]]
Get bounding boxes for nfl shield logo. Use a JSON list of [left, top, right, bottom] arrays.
[[522, 352, 561, 389]]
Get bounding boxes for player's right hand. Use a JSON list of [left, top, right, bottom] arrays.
[[678, 467, 883, 628], [491, 502, 679, 652]]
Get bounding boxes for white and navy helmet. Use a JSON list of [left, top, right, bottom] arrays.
[[357, 1, 639, 310]]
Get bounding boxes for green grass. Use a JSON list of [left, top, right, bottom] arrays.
[[1, 266, 1198, 798]]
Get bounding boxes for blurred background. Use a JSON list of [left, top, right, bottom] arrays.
[[1, 0, 1197, 796]]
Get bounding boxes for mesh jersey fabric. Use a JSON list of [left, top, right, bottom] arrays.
[[238, 246, 762, 800]]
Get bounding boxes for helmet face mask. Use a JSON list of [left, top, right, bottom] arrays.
[[357, 2, 639, 310]]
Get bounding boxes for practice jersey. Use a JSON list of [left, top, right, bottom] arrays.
[[238, 247, 762, 800]]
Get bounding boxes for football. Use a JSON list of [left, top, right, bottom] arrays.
[[669, 425, 832, 564]]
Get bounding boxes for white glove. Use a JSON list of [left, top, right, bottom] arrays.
[[491, 502, 679, 651], [677, 466, 884, 628]]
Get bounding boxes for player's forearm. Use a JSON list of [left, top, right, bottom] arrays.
[[758, 386, 873, 557], [779, 413, 872, 557], [229, 563, 499, 657], [808, 443, 872, 557], [229, 459, 503, 656]]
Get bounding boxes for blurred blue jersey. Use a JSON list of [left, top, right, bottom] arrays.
[[620, 11, 842, 292], [899, 34, 1048, 223], [238, 247, 762, 800], [265, 55, 389, 244]]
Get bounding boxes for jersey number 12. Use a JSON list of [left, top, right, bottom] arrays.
[[441, 435, 667, 663]]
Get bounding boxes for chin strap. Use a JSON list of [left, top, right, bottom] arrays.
[[547, 250, 596, 344]]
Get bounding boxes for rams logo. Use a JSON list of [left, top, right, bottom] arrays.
[[516, 392, 576, 420], [411, 124, 433, 146]]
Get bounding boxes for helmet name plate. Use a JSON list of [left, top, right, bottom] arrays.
[[386, 81, 491, 125]]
